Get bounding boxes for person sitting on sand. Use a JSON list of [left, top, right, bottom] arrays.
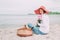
[[28, 6, 49, 35]]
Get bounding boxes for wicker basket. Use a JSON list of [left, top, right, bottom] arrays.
[[17, 25, 33, 37]]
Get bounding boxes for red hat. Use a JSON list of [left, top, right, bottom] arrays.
[[34, 6, 49, 14]]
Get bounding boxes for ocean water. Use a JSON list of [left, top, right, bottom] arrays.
[[0, 14, 60, 28]]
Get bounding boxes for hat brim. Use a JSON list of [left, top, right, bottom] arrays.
[[34, 6, 49, 14]]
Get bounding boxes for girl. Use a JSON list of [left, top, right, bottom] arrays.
[[28, 6, 49, 35]]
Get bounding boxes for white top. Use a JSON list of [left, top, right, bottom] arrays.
[[38, 14, 49, 33]]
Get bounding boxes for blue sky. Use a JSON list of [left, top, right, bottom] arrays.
[[0, 0, 60, 14]]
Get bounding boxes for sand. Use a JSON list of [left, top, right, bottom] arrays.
[[0, 24, 60, 40]]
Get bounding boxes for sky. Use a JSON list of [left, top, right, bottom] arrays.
[[0, 0, 60, 14]]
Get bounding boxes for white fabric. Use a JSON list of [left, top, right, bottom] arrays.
[[38, 14, 49, 33]]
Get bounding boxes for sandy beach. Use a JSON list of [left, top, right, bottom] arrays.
[[0, 15, 60, 40], [0, 24, 60, 40], [0, 0, 60, 40]]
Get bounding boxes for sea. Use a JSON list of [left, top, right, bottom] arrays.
[[0, 14, 60, 28]]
